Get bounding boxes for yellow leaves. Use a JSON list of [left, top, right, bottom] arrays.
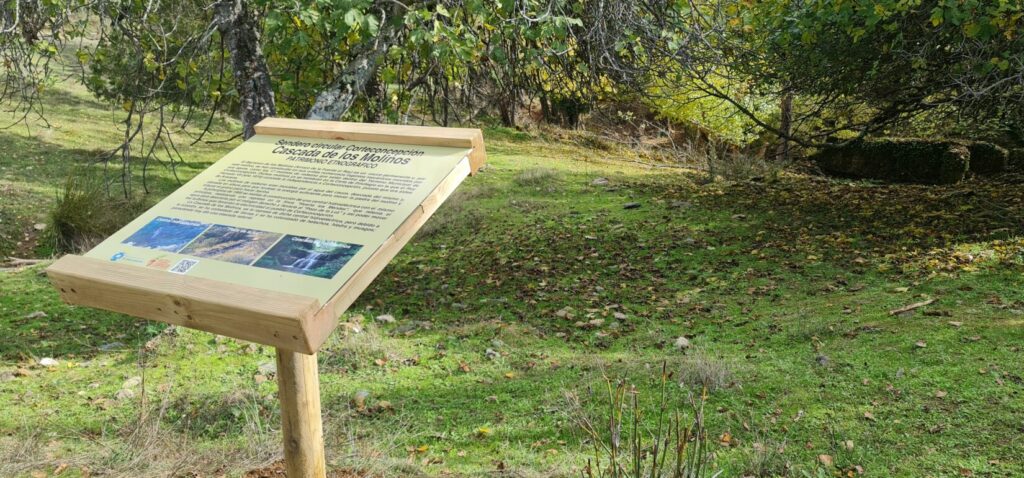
[[475, 426, 493, 438]]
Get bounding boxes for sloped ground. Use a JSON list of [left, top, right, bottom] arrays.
[[1, 85, 1023, 477]]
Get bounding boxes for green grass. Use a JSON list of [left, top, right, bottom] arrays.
[[2, 82, 1024, 477]]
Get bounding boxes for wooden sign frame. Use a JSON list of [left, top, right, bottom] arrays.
[[45, 118, 487, 478]]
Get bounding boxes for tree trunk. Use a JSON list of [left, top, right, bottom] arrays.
[[776, 93, 793, 161], [306, 37, 392, 121], [216, 0, 276, 139]]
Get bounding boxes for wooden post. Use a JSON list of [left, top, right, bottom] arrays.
[[276, 348, 327, 478]]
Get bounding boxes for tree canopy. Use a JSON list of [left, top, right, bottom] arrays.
[[0, 0, 1020, 192]]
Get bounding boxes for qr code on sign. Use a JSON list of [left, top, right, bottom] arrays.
[[169, 259, 199, 275]]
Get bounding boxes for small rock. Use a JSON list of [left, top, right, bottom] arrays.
[[623, 202, 642, 210], [375, 314, 396, 324], [98, 342, 124, 352], [122, 376, 142, 389], [33, 223, 47, 231], [485, 348, 500, 360], [674, 336, 691, 350], [591, 177, 610, 186], [24, 311, 47, 320], [257, 362, 276, 376], [38, 357, 58, 367], [818, 454, 833, 467], [914, 340, 927, 349], [393, 323, 420, 336], [0, 371, 14, 382], [935, 390, 948, 398], [815, 355, 830, 366], [115, 389, 135, 400]]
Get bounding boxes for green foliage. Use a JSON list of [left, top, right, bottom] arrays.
[[83, 1, 230, 110], [256, 0, 587, 123], [814, 139, 970, 185], [731, 0, 1024, 133]]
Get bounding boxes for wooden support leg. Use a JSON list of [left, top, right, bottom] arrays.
[[276, 348, 327, 478]]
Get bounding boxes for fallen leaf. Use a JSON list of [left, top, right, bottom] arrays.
[[818, 454, 834, 467]]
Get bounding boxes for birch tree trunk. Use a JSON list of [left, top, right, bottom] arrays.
[[305, 37, 392, 121], [215, 0, 276, 139]]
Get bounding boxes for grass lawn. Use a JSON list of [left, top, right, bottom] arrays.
[[1, 82, 1023, 478]]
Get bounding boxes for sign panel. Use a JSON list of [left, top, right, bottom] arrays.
[[85, 134, 471, 303]]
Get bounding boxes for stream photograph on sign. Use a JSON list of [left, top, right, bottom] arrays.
[[178, 225, 283, 265]]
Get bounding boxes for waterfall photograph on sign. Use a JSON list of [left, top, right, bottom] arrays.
[[252, 235, 362, 278]]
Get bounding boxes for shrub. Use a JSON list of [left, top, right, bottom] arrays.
[[47, 170, 145, 254], [813, 139, 969, 185], [965, 141, 1009, 175], [566, 364, 716, 478]]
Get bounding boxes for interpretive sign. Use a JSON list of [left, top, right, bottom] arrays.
[[45, 118, 486, 478], [46, 118, 485, 354], [85, 134, 470, 303]]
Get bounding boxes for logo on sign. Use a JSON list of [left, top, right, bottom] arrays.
[[111, 252, 125, 261]]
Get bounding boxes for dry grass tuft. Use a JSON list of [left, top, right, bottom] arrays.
[[513, 167, 562, 188], [677, 348, 737, 392]]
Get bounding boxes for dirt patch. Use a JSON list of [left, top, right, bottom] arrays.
[[243, 461, 367, 478]]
